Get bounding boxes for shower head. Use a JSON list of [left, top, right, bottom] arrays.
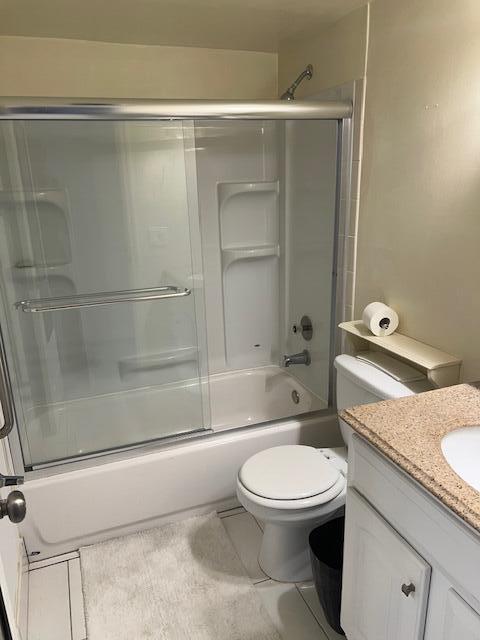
[[280, 64, 313, 101]]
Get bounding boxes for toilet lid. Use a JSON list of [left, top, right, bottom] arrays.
[[239, 445, 341, 500]]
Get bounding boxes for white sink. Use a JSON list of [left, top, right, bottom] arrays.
[[441, 427, 480, 492]]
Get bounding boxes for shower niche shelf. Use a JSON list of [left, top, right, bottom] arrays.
[[218, 180, 279, 204], [218, 181, 279, 249], [218, 180, 280, 369], [1, 189, 72, 271], [221, 244, 280, 270], [118, 346, 199, 384]]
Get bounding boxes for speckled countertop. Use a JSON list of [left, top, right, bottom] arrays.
[[339, 383, 480, 532]]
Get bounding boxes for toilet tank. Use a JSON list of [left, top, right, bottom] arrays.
[[334, 351, 434, 447]]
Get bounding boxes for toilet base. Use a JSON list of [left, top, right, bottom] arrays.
[[258, 521, 315, 583]]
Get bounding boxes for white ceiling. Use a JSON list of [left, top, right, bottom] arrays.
[[0, 0, 368, 52]]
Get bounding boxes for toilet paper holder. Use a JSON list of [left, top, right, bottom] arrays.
[[338, 320, 462, 389]]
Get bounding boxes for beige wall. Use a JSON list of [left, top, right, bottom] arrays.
[[0, 36, 277, 98], [356, 0, 480, 381], [278, 6, 368, 97]]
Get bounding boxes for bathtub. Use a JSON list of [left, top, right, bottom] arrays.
[[211, 365, 326, 429], [25, 365, 325, 466], [20, 368, 339, 559]]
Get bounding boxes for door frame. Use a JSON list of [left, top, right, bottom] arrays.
[[0, 586, 14, 640]]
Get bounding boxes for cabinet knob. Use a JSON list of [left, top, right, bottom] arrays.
[[401, 582, 416, 597]]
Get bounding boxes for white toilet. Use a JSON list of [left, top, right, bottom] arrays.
[[236, 351, 434, 582]]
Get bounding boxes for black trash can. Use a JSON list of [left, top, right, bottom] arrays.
[[309, 516, 345, 635]]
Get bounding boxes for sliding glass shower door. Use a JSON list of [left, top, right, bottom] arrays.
[[0, 121, 209, 468]]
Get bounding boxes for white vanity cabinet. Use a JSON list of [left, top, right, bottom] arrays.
[[342, 434, 480, 640], [342, 490, 430, 640], [440, 589, 480, 639]]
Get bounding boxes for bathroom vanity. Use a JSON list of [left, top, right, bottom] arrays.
[[339, 384, 480, 640]]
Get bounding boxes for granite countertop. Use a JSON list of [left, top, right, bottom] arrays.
[[339, 383, 480, 532]]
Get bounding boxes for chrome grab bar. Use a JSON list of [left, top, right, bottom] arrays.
[[16, 286, 191, 313]]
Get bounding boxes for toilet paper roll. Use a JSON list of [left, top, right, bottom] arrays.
[[362, 302, 399, 337]]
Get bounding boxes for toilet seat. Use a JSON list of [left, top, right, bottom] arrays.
[[237, 445, 346, 510], [237, 474, 345, 511]]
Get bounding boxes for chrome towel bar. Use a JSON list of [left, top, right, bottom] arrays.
[[16, 286, 191, 313]]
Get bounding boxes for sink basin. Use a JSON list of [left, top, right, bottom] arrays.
[[441, 427, 480, 492]]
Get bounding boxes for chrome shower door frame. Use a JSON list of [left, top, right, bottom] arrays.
[[0, 99, 353, 477]]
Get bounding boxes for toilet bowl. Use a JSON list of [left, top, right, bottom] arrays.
[[237, 351, 435, 583], [236, 445, 347, 582]]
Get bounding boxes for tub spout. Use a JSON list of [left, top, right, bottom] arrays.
[[283, 350, 311, 367]]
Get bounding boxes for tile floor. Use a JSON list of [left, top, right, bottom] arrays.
[[27, 507, 343, 640]]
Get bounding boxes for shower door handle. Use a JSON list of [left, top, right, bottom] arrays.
[[0, 336, 15, 440]]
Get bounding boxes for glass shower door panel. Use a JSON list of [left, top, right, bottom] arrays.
[[284, 120, 338, 406], [0, 121, 209, 467]]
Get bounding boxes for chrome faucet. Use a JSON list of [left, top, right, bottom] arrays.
[[283, 350, 311, 367]]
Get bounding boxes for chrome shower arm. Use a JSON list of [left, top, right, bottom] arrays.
[[280, 64, 313, 101]]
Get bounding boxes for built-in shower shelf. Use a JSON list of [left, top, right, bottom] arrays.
[[118, 346, 199, 379], [218, 177, 280, 369], [218, 181, 279, 206], [222, 245, 280, 270], [14, 260, 70, 271]]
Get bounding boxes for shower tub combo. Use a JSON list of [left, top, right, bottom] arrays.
[[0, 98, 352, 558]]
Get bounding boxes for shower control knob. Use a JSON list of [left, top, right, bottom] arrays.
[[0, 490, 26, 524], [291, 316, 313, 341]]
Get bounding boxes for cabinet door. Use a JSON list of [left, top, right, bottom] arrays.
[[341, 489, 430, 640], [442, 589, 480, 639]]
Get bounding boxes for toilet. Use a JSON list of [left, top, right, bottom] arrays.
[[236, 350, 434, 582]]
